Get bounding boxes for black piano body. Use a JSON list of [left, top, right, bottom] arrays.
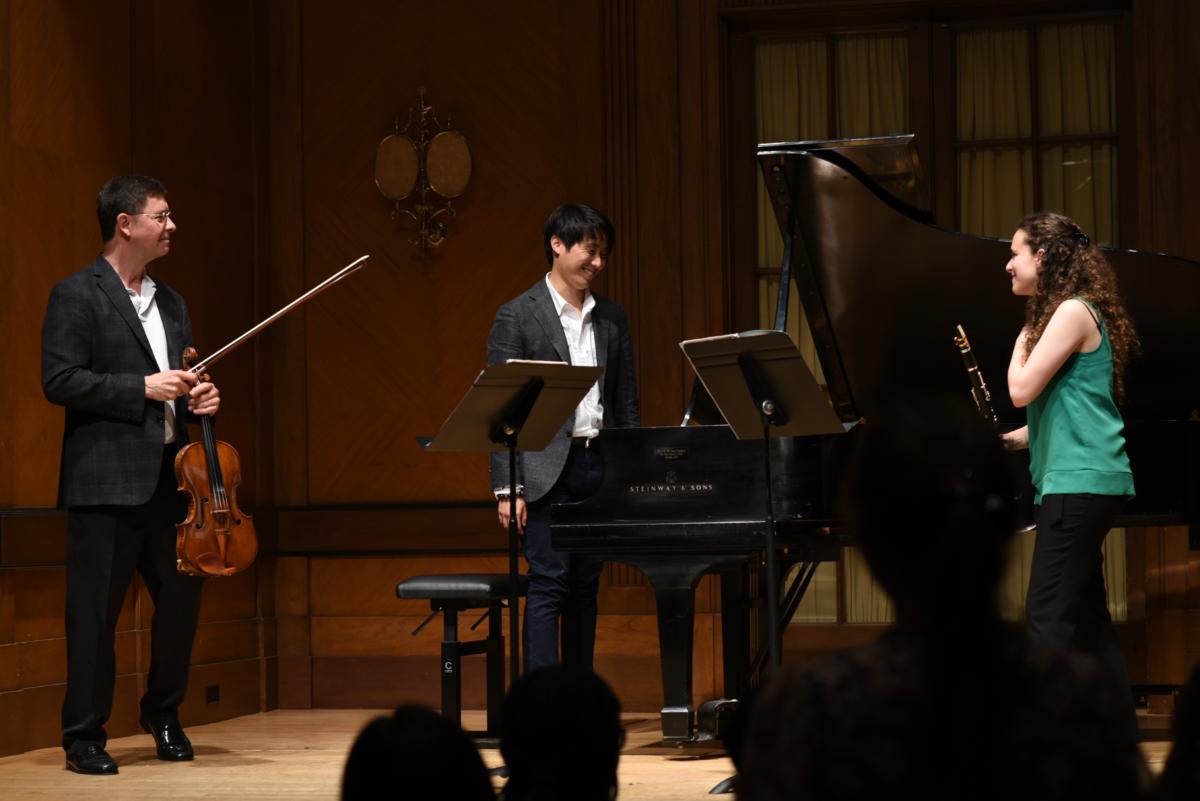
[[553, 135, 1200, 741], [552, 424, 841, 740]]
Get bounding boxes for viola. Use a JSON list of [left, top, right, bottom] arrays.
[[174, 346, 257, 577], [166, 255, 370, 575]]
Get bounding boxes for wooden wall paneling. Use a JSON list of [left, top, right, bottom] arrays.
[[1131, 0, 1166, 251], [907, 22, 936, 209], [13, 567, 66, 641], [1143, 525, 1195, 712], [678, 0, 733, 349], [264, 0, 310, 508], [631, 0, 687, 425], [189, 619, 261, 666], [130, 0, 261, 507], [0, 512, 65, 565], [195, 565, 260, 624], [274, 555, 312, 708], [782, 623, 887, 666], [601, 0, 639, 318], [0, 691, 24, 755], [1124, 528, 1148, 683], [1132, 0, 1200, 261], [276, 505, 502, 553], [724, 30, 759, 333], [6, 0, 134, 508], [257, 554, 279, 710], [18, 637, 67, 688], [558, 0, 607, 204], [312, 655, 497, 710], [0, 0, 12, 507], [181, 659, 262, 725], [0, 569, 14, 644], [0, 641, 18, 691], [298, 0, 571, 504], [929, 20, 956, 228], [309, 613, 722, 713], [1128, 0, 1200, 711], [310, 554, 508, 617], [1113, 9, 1137, 248]]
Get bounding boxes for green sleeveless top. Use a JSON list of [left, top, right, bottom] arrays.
[[1026, 299, 1135, 503]]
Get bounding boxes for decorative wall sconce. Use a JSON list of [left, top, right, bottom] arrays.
[[375, 87, 472, 257]]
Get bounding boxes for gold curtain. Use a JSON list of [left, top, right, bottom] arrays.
[[837, 36, 909, 137], [755, 39, 827, 376], [957, 28, 1033, 238], [755, 40, 837, 622], [755, 35, 908, 623], [1038, 22, 1117, 244], [996, 529, 1127, 623]]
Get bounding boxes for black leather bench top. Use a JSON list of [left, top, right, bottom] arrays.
[[395, 573, 528, 601]]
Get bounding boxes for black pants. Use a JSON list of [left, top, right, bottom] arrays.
[[61, 445, 204, 754], [1027, 493, 1132, 704], [522, 443, 605, 671]]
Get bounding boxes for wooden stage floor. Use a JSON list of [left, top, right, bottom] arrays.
[[0, 709, 1172, 800]]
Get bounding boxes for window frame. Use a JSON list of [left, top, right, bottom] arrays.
[[941, 13, 1128, 242], [730, 7, 1138, 335]]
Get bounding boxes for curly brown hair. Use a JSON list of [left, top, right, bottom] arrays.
[[1017, 212, 1139, 403]]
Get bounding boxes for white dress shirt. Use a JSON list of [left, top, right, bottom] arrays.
[[545, 274, 603, 438], [126, 274, 177, 443]]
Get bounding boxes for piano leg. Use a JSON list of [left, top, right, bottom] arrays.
[[620, 556, 721, 741], [718, 566, 751, 700]]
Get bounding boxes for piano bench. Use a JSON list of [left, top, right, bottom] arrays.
[[395, 573, 527, 738]]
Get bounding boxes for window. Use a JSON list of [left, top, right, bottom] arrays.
[[956, 21, 1118, 243]]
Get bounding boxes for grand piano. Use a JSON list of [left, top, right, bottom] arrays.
[[552, 135, 1200, 741]]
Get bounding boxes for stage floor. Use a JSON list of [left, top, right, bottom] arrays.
[[0, 709, 1171, 800]]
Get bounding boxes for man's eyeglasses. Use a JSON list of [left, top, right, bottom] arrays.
[[134, 210, 173, 224]]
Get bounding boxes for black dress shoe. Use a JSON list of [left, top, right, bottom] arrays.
[[140, 715, 195, 761], [65, 744, 119, 775]]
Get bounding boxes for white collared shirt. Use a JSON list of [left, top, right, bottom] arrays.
[[545, 274, 602, 438], [126, 274, 177, 443]]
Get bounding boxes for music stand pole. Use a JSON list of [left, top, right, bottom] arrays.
[[424, 361, 603, 689], [738, 353, 784, 672], [508, 441, 523, 681], [680, 332, 844, 677], [489, 377, 548, 683]]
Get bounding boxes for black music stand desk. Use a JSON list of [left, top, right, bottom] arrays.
[[424, 360, 603, 683], [680, 330, 843, 670]]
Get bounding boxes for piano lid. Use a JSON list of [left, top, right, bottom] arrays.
[[758, 135, 1200, 425]]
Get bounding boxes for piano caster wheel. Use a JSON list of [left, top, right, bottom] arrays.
[[696, 697, 739, 742]]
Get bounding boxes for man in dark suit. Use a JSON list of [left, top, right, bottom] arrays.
[[42, 175, 220, 775], [488, 204, 639, 671]]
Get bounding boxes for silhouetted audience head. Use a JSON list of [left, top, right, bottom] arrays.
[[736, 398, 1144, 801], [500, 666, 623, 801], [1151, 661, 1200, 801], [841, 394, 1018, 628], [342, 704, 493, 801]]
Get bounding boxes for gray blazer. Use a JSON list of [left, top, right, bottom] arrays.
[[487, 278, 639, 502], [42, 256, 192, 508]]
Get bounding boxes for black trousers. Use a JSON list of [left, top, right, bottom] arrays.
[[1027, 493, 1132, 703], [61, 444, 204, 754], [522, 443, 605, 672]]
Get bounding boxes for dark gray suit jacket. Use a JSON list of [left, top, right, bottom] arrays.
[[487, 278, 639, 502], [42, 256, 192, 508]]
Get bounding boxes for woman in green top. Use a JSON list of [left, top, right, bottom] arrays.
[[1001, 211, 1139, 700]]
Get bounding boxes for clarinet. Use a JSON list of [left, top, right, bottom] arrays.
[[954, 324, 998, 428], [954, 325, 1036, 532]]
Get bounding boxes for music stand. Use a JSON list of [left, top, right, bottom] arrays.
[[680, 330, 842, 671], [424, 360, 603, 684]]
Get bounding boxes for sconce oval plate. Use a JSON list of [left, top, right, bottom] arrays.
[[426, 130, 472, 199], [375, 134, 419, 200]]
